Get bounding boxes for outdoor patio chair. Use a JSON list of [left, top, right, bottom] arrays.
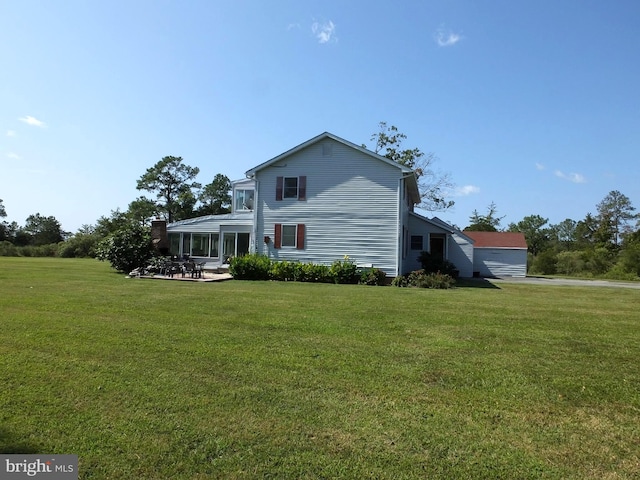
[[167, 261, 181, 278], [182, 261, 197, 278], [159, 259, 172, 277], [194, 262, 206, 279]]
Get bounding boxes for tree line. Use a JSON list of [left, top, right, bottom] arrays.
[[465, 191, 640, 279], [0, 156, 232, 260]]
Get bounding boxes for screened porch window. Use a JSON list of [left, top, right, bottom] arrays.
[[168, 233, 180, 256], [210, 234, 219, 257], [168, 232, 220, 258], [181, 233, 191, 256], [191, 234, 210, 256]]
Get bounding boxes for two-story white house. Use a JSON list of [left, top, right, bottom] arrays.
[[166, 132, 474, 277]]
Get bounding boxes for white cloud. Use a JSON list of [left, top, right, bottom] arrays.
[[434, 27, 462, 47], [19, 115, 46, 127], [312, 20, 336, 44], [6, 130, 16, 137], [535, 163, 545, 170], [287, 23, 301, 31], [7, 152, 21, 160], [454, 185, 480, 196], [555, 170, 586, 183]]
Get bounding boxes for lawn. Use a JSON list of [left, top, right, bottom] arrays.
[[0, 257, 638, 479]]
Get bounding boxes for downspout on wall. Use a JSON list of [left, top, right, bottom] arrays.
[[249, 176, 259, 254], [396, 176, 404, 277]]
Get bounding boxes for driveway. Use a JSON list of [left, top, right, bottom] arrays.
[[488, 276, 640, 290]]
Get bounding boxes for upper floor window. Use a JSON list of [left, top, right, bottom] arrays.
[[276, 176, 306, 201], [283, 177, 298, 198], [234, 189, 254, 211]]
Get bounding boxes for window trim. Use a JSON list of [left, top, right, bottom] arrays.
[[276, 176, 306, 201], [274, 223, 305, 249]]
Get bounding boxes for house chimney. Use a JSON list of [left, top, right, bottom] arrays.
[[151, 219, 170, 255]]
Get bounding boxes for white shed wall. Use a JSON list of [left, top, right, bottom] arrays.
[[447, 233, 474, 278], [473, 248, 527, 277]]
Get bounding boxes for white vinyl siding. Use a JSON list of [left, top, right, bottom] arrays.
[[447, 232, 474, 278], [473, 248, 527, 277], [254, 139, 401, 275], [405, 213, 474, 277]]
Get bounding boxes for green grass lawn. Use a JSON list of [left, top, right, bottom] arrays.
[[1, 257, 639, 479]]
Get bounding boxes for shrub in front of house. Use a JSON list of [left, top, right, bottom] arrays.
[[359, 267, 387, 286], [229, 254, 384, 285], [329, 257, 359, 284], [298, 262, 333, 283], [391, 274, 410, 287], [269, 260, 302, 281], [229, 254, 272, 280], [417, 251, 459, 277], [392, 269, 456, 289]]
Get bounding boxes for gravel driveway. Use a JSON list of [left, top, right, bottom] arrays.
[[488, 276, 640, 289]]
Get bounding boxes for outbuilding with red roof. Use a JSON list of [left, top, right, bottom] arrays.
[[463, 231, 528, 277]]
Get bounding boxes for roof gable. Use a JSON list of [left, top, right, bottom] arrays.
[[245, 131, 420, 203], [463, 231, 528, 249], [246, 132, 414, 175]]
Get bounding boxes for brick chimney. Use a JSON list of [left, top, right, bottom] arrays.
[[151, 219, 170, 255]]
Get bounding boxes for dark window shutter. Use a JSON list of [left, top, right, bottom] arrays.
[[276, 176, 283, 201], [296, 224, 305, 249], [274, 224, 282, 249], [298, 176, 306, 201]]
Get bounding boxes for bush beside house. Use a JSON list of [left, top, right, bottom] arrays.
[[229, 254, 387, 286]]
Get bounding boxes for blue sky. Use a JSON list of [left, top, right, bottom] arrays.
[[1, 0, 639, 232]]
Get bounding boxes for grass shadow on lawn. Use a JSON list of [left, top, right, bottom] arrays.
[[0, 426, 41, 454], [455, 278, 501, 289]]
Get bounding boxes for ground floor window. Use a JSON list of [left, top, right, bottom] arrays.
[[274, 223, 305, 249], [281, 225, 297, 247], [410, 235, 423, 250]]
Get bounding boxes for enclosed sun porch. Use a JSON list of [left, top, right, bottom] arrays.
[[162, 179, 255, 271]]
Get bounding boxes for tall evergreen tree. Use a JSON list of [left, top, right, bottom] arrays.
[[136, 156, 201, 223], [596, 190, 637, 245]]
